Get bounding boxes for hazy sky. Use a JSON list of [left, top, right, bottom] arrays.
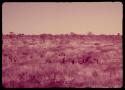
[[2, 2, 122, 35]]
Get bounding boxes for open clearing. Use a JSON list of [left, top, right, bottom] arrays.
[[2, 34, 123, 88]]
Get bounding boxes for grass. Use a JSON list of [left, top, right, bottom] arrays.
[[2, 34, 122, 88]]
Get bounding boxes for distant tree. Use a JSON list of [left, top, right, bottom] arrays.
[[9, 32, 16, 38], [117, 33, 121, 36], [9, 32, 14, 35], [70, 32, 75, 35], [18, 33, 24, 35], [87, 32, 93, 36]]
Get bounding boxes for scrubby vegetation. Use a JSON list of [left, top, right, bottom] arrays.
[[2, 34, 122, 88]]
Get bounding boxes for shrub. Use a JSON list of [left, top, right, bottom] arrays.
[[79, 51, 99, 64]]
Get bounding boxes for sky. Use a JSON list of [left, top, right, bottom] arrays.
[[2, 2, 123, 35]]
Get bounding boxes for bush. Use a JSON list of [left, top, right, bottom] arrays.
[[80, 51, 99, 64]]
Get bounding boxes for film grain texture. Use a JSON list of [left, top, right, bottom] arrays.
[[2, 34, 123, 88], [2, 2, 123, 88]]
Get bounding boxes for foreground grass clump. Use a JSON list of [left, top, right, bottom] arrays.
[[2, 34, 122, 88]]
